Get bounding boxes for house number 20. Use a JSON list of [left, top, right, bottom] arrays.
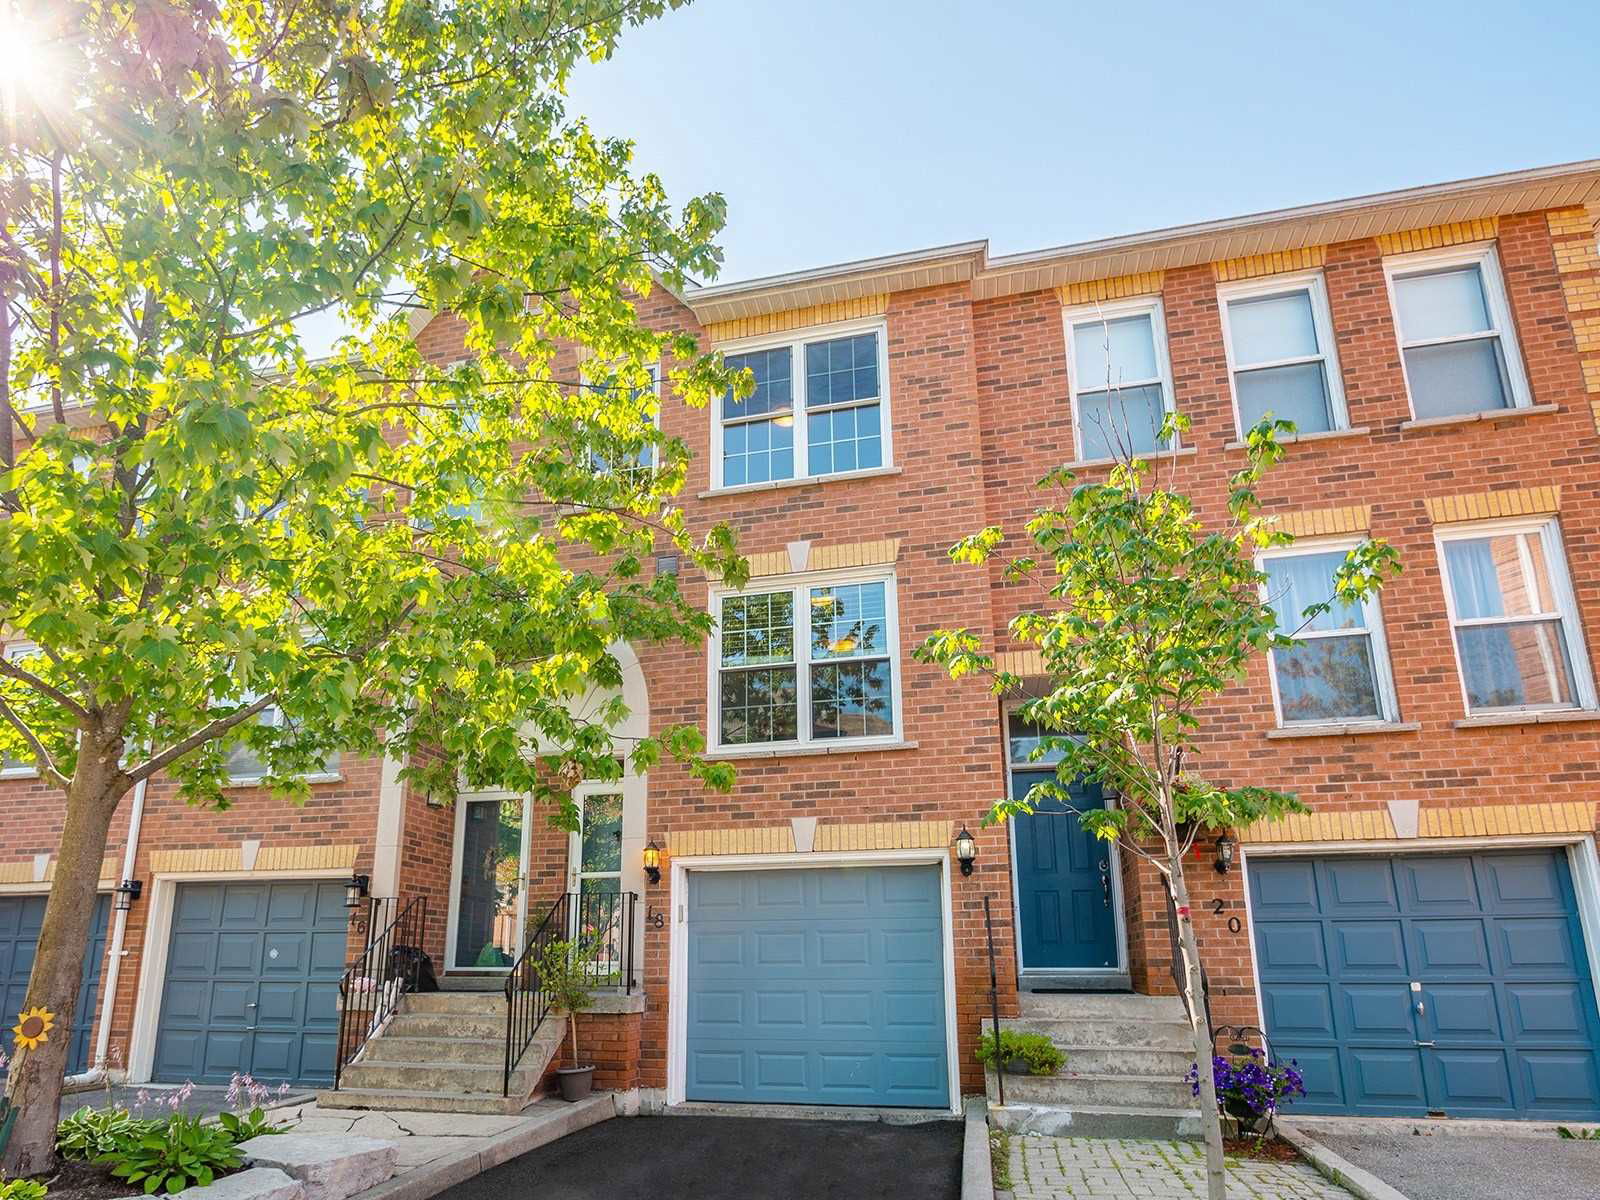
[[1211, 898, 1242, 934]]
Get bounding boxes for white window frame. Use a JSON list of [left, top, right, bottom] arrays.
[[1433, 516, 1596, 716], [709, 318, 892, 491], [223, 691, 342, 785], [1382, 242, 1532, 419], [1258, 538, 1400, 728], [706, 566, 904, 752], [1217, 270, 1349, 440], [589, 361, 661, 477], [1061, 295, 1177, 463], [0, 641, 41, 778]]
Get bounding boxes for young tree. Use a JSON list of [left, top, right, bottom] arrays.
[[0, 0, 741, 1172], [917, 409, 1399, 1199]]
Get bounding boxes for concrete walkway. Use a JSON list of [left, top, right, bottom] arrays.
[[996, 1134, 1358, 1200], [275, 1094, 613, 1189]]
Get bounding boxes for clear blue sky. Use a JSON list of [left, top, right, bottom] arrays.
[[564, 0, 1600, 286]]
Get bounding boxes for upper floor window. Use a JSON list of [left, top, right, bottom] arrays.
[[1384, 244, 1530, 420], [1436, 519, 1593, 715], [713, 324, 888, 490], [589, 362, 661, 480], [711, 571, 900, 749], [1218, 273, 1347, 438], [224, 695, 341, 783], [0, 642, 41, 777], [1063, 297, 1175, 462], [1262, 543, 1397, 726]]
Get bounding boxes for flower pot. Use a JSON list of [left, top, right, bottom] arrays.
[[556, 1065, 595, 1102], [1001, 1055, 1032, 1076], [1223, 1096, 1266, 1134]]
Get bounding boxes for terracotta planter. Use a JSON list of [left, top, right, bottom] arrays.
[[556, 1065, 595, 1102]]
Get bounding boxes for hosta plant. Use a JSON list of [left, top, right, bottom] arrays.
[[97, 1113, 242, 1195], [56, 1105, 157, 1161]]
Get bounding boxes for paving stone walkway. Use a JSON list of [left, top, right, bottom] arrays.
[[273, 1100, 553, 1178], [996, 1134, 1357, 1200]]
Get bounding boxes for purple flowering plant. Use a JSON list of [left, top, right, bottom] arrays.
[[1187, 1050, 1306, 1121]]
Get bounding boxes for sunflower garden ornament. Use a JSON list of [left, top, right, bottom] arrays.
[[12, 1007, 54, 1051]]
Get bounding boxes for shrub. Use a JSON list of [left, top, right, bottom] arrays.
[[216, 1108, 283, 1144], [97, 1113, 242, 1194], [0, 1181, 48, 1200], [56, 1106, 159, 1161], [974, 1029, 1065, 1076], [1188, 1051, 1306, 1123]]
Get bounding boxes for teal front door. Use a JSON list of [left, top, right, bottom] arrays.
[[1012, 769, 1119, 971]]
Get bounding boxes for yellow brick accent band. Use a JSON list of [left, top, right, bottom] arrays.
[[704, 295, 888, 344], [1547, 207, 1596, 237], [1376, 218, 1499, 255], [1562, 276, 1600, 314], [1213, 246, 1327, 283], [665, 827, 797, 856], [995, 649, 1046, 677], [743, 538, 901, 579], [667, 820, 953, 856], [1552, 237, 1600, 277], [1423, 486, 1561, 524], [150, 844, 357, 874], [813, 819, 954, 853], [809, 538, 900, 572], [1573, 315, 1600, 355], [1240, 802, 1593, 843], [0, 863, 35, 885], [1057, 272, 1165, 307], [1269, 505, 1372, 538]]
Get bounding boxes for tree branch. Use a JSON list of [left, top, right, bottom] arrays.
[[126, 693, 277, 784], [0, 697, 68, 790], [0, 657, 90, 720]]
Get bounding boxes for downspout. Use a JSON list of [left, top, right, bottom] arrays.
[[66, 774, 147, 1087]]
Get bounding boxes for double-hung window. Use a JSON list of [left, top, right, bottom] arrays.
[[714, 324, 888, 489], [1385, 244, 1530, 420], [224, 695, 341, 783], [1262, 544, 1397, 726], [0, 642, 42, 776], [712, 573, 900, 749], [589, 362, 661, 480], [1219, 273, 1347, 438], [1436, 519, 1593, 714], [1062, 297, 1175, 462]]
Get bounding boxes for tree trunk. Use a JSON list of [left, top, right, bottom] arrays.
[[1168, 864, 1226, 1200], [2, 771, 122, 1177], [567, 1011, 579, 1067]]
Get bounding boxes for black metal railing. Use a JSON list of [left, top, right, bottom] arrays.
[[983, 893, 1005, 1107], [334, 894, 428, 1089], [1165, 886, 1212, 1032], [503, 890, 637, 1096]]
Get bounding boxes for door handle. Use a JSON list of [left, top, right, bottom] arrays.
[[1415, 1041, 1435, 1048], [1100, 870, 1112, 909]]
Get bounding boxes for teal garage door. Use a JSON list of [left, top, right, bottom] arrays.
[[154, 881, 348, 1086], [685, 865, 950, 1108], [0, 894, 111, 1075], [1251, 850, 1600, 1118]]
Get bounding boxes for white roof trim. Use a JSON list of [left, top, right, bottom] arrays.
[[682, 159, 1600, 320]]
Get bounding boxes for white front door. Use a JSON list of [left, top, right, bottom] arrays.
[[448, 793, 529, 972]]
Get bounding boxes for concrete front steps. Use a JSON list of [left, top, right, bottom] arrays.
[[318, 990, 568, 1115], [986, 991, 1205, 1139]]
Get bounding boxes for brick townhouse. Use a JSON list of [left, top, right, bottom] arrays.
[[4, 159, 1600, 1124]]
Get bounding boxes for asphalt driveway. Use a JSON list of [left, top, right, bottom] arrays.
[[1316, 1129, 1599, 1200], [447, 1113, 964, 1200]]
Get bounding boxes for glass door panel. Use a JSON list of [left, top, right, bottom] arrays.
[[452, 796, 526, 970]]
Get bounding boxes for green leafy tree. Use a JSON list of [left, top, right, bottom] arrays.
[[918, 407, 1399, 1199], [0, 0, 742, 1173]]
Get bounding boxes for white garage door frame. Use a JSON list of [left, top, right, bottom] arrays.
[[1238, 833, 1600, 1047], [667, 848, 961, 1115], [125, 868, 352, 1084]]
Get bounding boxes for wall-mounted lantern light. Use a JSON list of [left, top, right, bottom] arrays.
[[643, 840, 662, 885], [113, 878, 143, 912], [1214, 833, 1237, 875], [344, 873, 370, 909], [954, 826, 977, 877]]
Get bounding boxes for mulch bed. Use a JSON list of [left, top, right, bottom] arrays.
[[31, 1160, 132, 1200], [1224, 1134, 1304, 1164]]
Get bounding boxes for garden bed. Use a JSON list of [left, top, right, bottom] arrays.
[[32, 1159, 165, 1200], [1223, 1133, 1304, 1164]]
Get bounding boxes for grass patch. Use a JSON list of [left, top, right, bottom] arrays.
[[990, 1126, 1013, 1191]]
